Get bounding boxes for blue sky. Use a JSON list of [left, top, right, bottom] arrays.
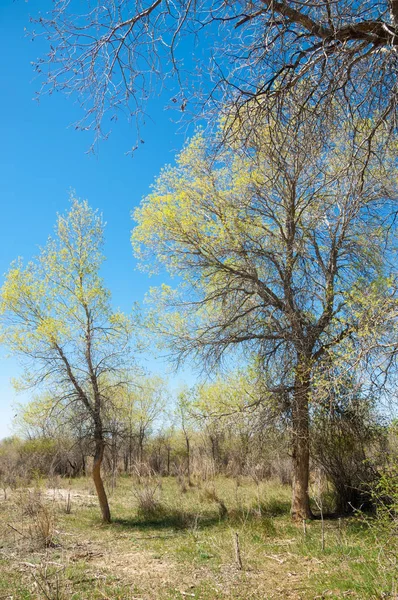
[[0, 1, 195, 439]]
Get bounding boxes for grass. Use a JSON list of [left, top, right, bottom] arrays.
[[0, 476, 396, 599]]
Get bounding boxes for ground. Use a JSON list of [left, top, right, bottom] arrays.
[[0, 476, 395, 599]]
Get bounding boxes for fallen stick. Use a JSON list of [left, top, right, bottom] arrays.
[[7, 523, 24, 537], [263, 554, 285, 564], [234, 532, 243, 570]]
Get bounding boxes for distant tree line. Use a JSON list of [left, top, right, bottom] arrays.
[[0, 369, 394, 518]]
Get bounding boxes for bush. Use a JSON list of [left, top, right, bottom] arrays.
[[368, 428, 398, 564], [132, 470, 164, 518], [311, 392, 384, 514], [13, 488, 57, 548]]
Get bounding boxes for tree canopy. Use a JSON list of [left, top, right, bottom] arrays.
[[132, 113, 398, 517], [33, 0, 398, 146], [0, 198, 134, 522]]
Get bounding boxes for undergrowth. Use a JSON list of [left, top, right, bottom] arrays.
[[0, 476, 395, 599]]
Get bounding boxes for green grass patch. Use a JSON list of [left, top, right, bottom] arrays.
[[0, 476, 396, 599]]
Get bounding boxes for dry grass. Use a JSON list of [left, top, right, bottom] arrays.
[[0, 476, 395, 599], [7, 487, 57, 549], [132, 470, 164, 518]]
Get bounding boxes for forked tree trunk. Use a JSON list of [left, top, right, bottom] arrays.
[[291, 357, 312, 520], [92, 438, 111, 523]]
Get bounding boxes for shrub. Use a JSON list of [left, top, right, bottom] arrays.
[[14, 488, 57, 548], [367, 432, 398, 566], [132, 470, 164, 518], [200, 484, 228, 518], [311, 392, 384, 513]]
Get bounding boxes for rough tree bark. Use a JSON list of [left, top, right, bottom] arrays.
[[291, 357, 312, 520], [92, 433, 111, 524]]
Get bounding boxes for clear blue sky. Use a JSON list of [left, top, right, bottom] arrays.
[[0, 1, 194, 439]]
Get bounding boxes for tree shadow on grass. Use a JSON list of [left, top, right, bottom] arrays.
[[112, 507, 222, 531], [227, 498, 292, 522], [112, 498, 292, 532]]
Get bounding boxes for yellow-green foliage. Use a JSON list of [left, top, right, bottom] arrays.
[[0, 196, 133, 412], [132, 118, 398, 370], [1, 198, 108, 358]]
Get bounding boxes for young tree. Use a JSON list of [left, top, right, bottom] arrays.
[[176, 389, 195, 482], [32, 1, 398, 146], [133, 376, 167, 464], [195, 370, 287, 478], [0, 198, 133, 523], [115, 374, 168, 468], [132, 113, 398, 519], [13, 394, 64, 440]]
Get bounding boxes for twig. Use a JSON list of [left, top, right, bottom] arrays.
[[263, 554, 285, 564], [234, 531, 243, 570], [7, 523, 24, 537], [132, 534, 177, 540]]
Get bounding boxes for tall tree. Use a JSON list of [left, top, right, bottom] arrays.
[[0, 198, 133, 523], [132, 113, 398, 519], [32, 1, 398, 146]]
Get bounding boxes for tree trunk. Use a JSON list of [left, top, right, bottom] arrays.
[[92, 438, 111, 523], [210, 435, 216, 462], [184, 433, 190, 480], [291, 357, 312, 520], [129, 424, 133, 473], [111, 433, 118, 492], [139, 427, 145, 465]]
